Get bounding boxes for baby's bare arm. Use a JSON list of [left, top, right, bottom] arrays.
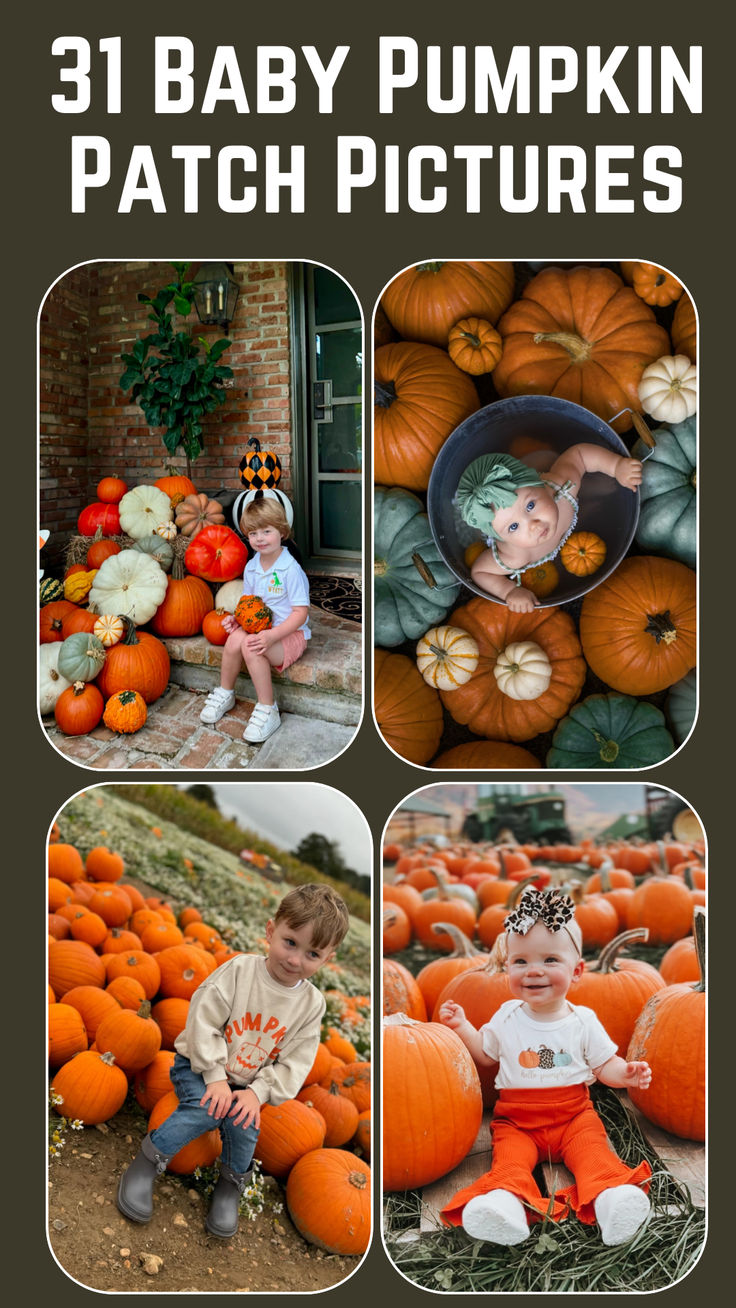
[[439, 1001, 496, 1067], [471, 552, 538, 611], [549, 444, 642, 491]]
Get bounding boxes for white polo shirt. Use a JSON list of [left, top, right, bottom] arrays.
[[242, 548, 311, 639]]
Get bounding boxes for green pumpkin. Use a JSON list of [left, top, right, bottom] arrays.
[[131, 533, 174, 572], [40, 577, 64, 605], [374, 486, 461, 647], [633, 417, 696, 568], [57, 632, 107, 683], [666, 669, 697, 745], [547, 694, 674, 769]]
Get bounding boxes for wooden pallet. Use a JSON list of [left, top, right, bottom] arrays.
[[413, 1095, 704, 1238]]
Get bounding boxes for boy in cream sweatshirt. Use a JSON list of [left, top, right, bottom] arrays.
[[117, 883, 350, 1238]]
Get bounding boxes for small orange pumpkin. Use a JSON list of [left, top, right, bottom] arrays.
[[103, 689, 148, 734], [560, 531, 607, 577], [620, 262, 683, 308], [519, 560, 560, 598], [447, 317, 503, 374]]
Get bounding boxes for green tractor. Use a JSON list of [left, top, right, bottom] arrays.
[[462, 785, 571, 845]]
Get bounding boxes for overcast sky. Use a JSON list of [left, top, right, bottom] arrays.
[[180, 784, 372, 878]]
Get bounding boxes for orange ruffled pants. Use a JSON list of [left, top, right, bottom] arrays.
[[440, 1085, 651, 1228]]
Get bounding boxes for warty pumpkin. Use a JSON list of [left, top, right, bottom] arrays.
[[234, 593, 273, 633], [381, 260, 515, 347], [374, 649, 444, 764], [103, 689, 148, 734], [375, 486, 461, 646]]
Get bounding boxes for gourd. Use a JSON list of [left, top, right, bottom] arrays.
[[96, 616, 170, 704], [416, 625, 479, 689], [234, 594, 273, 632], [118, 485, 173, 540], [619, 261, 683, 307], [559, 532, 607, 577], [374, 486, 461, 645], [547, 694, 675, 768], [381, 260, 515, 347], [39, 644, 72, 714], [54, 680, 104, 735], [149, 558, 214, 638], [439, 598, 586, 742], [57, 632, 106, 682], [638, 354, 697, 424], [184, 524, 249, 583], [633, 417, 696, 568], [286, 1149, 371, 1255], [93, 614, 125, 648], [492, 641, 552, 700], [666, 669, 697, 745], [579, 556, 696, 695], [103, 689, 148, 733], [63, 569, 98, 605], [374, 342, 480, 492], [131, 533, 175, 572], [175, 493, 226, 538], [40, 577, 64, 605], [238, 436, 283, 488], [50, 1049, 129, 1125], [431, 742, 543, 769], [155, 521, 178, 542], [492, 265, 669, 432], [447, 317, 503, 374], [88, 549, 168, 626], [374, 649, 443, 764]]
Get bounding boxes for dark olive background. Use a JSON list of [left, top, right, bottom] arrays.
[[14, 1, 726, 1302]]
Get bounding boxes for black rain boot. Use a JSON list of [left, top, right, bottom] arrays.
[[205, 1163, 251, 1238], [117, 1133, 171, 1223]]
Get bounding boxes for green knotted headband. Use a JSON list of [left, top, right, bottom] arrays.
[[456, 454, 545, 539]]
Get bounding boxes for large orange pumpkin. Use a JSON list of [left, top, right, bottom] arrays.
[[149, 558, 214, 637], [51, 1049, 129, 1125], [383, 958, 428, 1021], [493, 265, 669, 432], [571, 928, 666, 1056], [255, 1100, 326, 1178], [431, 742, 543, 769], [374, 649, 443, 764], [381, 260, 515, 347], [96, 617, 170, 704], [374, 341, 479, 492], [439, 598, 586, 742], [286, 1149, 371, 1255], [579, 556, 696, 695]]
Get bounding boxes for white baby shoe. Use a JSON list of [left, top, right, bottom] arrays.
[[244, 702, 281, 743], [594, 1185, 650, 1246], [462, 1189, 530, 1245], [199, 687, 236, 723]]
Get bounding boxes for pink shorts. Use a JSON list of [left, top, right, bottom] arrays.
[[274, 631, 308, 672]]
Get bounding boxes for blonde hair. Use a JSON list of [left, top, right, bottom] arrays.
[[274, 883, 350, 950], [239, 499, 291, 538]]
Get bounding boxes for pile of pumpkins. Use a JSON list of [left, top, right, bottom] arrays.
[[39, 469, 265, 737], [373, 260, 697, 769], [48, 832, 371, 1256], [382, 836, 705, 1192]]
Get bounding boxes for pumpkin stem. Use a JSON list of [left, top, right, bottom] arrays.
[[430, 922, 484, 957], [412, 553, 437, 588], [374, 378, 398, 409], [591, 730, 620, 764], [532, 330, 592, 363], [119, 615, 142, 646], [171, 555, 187, 582], [247, 438, 262, 451], [416, 261, 445, 273], [459, 329, 482, 347], [374, 557, 388, 578], [71, 680, 87, 697], [505, 873, 539, 908], [644, 611, 677, 645], [586, 927, 649, 974], [692, 905, 705, 992]]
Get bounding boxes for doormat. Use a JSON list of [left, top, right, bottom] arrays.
[[308, 574, 362, 623]]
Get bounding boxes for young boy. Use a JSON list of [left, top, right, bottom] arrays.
[[200, 500, 311, 743], [117, 883, 350, 1238], [439, 887, 652, 1247]]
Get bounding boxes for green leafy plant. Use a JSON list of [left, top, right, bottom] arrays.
[[119, 263, 234, 464]]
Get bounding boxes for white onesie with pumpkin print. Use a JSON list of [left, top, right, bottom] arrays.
[[480, 1000, 617, 1089]]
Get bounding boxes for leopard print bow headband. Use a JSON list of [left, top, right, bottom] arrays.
[[504, 888, 580, 953]]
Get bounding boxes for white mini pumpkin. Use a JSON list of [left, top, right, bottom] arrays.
[[88, 549, 168, 626], [39, 643, 73, 715], [493, 641, 552, 700], [638, 354, 697, 424], [416, 625, 480, 690], [155, 521, 178, 542], [118, 485, 173, 540]]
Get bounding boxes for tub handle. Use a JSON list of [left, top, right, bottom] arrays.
[[412, 552, 437, 588], [609, 407, 656, 449]]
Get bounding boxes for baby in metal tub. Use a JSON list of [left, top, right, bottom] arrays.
[[457, 446, 642, 611]]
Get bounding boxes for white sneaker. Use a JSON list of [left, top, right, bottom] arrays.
[[462, 1190, 530, 1245], [244, 702, 281, 743], [200, 687, 236, 724], [594, 1185, 650, 1246]]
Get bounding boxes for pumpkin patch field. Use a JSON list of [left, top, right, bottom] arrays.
[[373, 260, 697, 768], [381, 831, 705, 1293], [47, 788, 371, 1294]]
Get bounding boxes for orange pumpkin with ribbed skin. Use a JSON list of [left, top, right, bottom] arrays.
[[383, 903, 411, 954], [95, 999, 162, 1073], [432, 742, 543, 769], [414, 924, 486, 1015], [383, 958, 428, 1021], [201, 608, 229, 645], [40, 600, 76, 644], [97, 477, 129, 504], [105, 975, 147, 1010], [374, 649, 443, 764], [60, 607, 98, 638], [382, 882, 423, 922], [102, 928, 143, 954], [148, 1090, 222, 1173], [570, 894, 619, 950], [439, 598, 585, 743], [448, 317, 503, 374], [412, 893, 477, 953], [302, 1041, 332, 1088], [580, 556, 696, 696], [154, 473, 197, 502], [625, 876, 694, 946], [255, 1100, 327, 1178], [493, 265, 669, 433], [620, 262, 683, 307], [286, 1149, 371, 1255], [68, 907, 108, 949], [48, 843, 85, 884], [51, 1049, 129, 1125], [149, 559, 214, 638], [133, 1050, 176, 1112], [383, 1015, 483, 1191], [659, 936, 699, 985], [54, 680, 105, 736], [584, 866, 635, 894], [354, 1110, 371, 1157], [382, 260, 515, 347], [155, 944, 216, 999], [48, 1003, 89, 1067], [140, 921, 185, 953], [96, 617, 170, 704], [374, 341, 480, 492], [85, 846, 125, 883], [105, 950, 161, 1001], [672, 292, 696, 362], [49, 939, 107, 997], [321, 1061, 371, 1114], [560, 531, 607, 577], [87, 538, 122, 570], [60, 985, 120, 1041], [88, 884, 133, 928], [296, 1082, 358, 1147], [151, 997, 191, 1050], [572, 928, 665, 1056]]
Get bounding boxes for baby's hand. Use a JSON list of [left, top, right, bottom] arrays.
[[439, 1000, 466, 1029], [506, 587, 538, 613], [622, 1060, 652, 1090], [615, 457, 643, 490]]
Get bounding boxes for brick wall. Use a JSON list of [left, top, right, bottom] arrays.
[[40, 260, 293, 569]]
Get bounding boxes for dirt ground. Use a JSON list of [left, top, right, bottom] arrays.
[[48, 1105, 363, 1293]]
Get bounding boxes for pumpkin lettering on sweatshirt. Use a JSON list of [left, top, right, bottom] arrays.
[[224, 1011, 288, 1046]]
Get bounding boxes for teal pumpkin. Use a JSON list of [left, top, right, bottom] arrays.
[[374, 486, 461, 646], [633, 417, 696, 568], [40, 577, 64, 605], [547, 694, 675, 769], [131, 533, 175, 573], [57, 632, 107, 683], [553, 1051, 572, 1067], [666, 669, 697, 745]]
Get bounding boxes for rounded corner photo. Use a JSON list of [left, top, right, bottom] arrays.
[[372, 259, 696, 770], [39, 259, 363, 771]]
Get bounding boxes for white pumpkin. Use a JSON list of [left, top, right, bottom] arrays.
[[39, 643, 72, 715], [118, 485, 173, 540], [88, 549, 168, 626], [416, 625, 480, 690], [638, 354, 697, 424], [493, 641, 552, 700], [215, 579, 246, 613], [155, 521, 178, 542]]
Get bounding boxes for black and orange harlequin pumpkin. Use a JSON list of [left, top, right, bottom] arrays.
[[238, 438, 282, 489], [234, 594, 273, 633]]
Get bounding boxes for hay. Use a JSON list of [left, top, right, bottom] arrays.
[[65, 532, 190, 568]]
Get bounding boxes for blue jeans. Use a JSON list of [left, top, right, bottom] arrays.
[[149, 1053, 260, 1175]]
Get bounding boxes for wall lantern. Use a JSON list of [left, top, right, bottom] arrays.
[[192, 262, 239, 332]]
